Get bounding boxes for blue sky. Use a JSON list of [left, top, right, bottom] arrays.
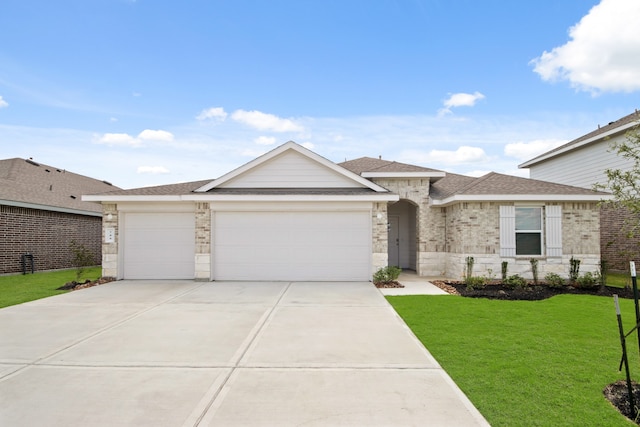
[[1, 0, 640, 189]]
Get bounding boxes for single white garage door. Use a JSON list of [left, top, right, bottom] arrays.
[[123, 212, 195, 279], [213, 211, 371, 281]]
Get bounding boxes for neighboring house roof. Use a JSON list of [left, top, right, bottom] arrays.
[[0, 158, 120, 216], [520, 110, 640, 168], [430, 172, 610, 206]]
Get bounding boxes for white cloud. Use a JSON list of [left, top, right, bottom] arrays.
[[94, 132, 140, 147], [400, 146, 489, 166], [254, 136, 277, 145], [231, 109, 304, 132], [300, 142, 315, 150], [137, 166, 170, 174], [438, 92, 485, 116], [196, 107, 228, 121], [531, 0, 640, 93], [0, 96, 8, 108], [504, 139, 568, 161], [137, 129, 174, 142], [109, 117, 118, 122]]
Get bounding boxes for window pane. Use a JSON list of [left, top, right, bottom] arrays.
[[516, 207, 541, 230], [516, 232, 541, 255]]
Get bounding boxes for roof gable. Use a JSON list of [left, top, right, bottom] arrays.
[[339, 157, 444, 179], [196, 141, 388, 192]]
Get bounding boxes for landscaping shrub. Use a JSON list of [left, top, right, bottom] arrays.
[[501, 261, 508, 281], [530, 258, 539, 285], [465, 276, 487, 290], [569, 256, 581, 284], [503, 274, 528, 290], [373, 266, 402, 284], [576, 272, 600, 290], [464, 256, 475, 282], [545, 272, 566, 289], [69, 240, 96, 282], [599, 259, 608, 287]]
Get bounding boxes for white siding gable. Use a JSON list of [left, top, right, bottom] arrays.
[[529, 134, 634, 189], [221, 150, 364, 188]]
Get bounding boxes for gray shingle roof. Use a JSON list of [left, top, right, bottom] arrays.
[[0, 158, 121, 213], [339, 157, 443, 174], [431, 171, 609, 199], [523, 110, 640, 165], [94, 180, 212, 196]]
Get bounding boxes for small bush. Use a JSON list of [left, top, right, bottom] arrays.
[[501, 261, 508, 281], [373, 266, 402, 284], [464, 256, 475, 282], [576, 272, 599, 290], [465, 276, 487, 290], [530, 258, 539, 285], [545, 273, 566, 289], [504, 274, 528, 290], [569, 257, 581, 284], [69, 240, 96, 282]]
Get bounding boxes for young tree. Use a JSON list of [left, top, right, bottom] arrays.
[[597, 125, 640, 237]]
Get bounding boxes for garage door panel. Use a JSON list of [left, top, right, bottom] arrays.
[[123, 212, 195, 280], [214, 211, 370, 281]]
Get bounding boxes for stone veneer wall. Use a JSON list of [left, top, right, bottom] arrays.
[[194, 202, 211, 280], [371, 202, 388, 273], [442, 201, 601, 279], [372, 178, 431, 275], [101, 203, 118, 278]]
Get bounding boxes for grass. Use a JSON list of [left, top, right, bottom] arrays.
[[608, 271, 633, 289], [0, 267, 101, 309], [388, 293, 640, 426]]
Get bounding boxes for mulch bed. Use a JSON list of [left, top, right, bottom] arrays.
[[432, 278, 639, 423], [431, 280, 636, 300], [56, 276, 116, 291], [374, 281, 404, 288]]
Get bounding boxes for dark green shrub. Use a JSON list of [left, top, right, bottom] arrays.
[[465, 276, 487, 290], [373, 266, 402, 284], [599, 259, 608, 286], [464, 256, 475, 282], [576, 272, 599, 290], [545, 272, 566, 289], [569, 257, 581, 284], [504, 274, 528, 290], [530, 258, 539, 285], [501, 261, 508, 281]]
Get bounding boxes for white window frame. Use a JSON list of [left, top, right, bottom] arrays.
[[500, 204, 562, 258], [515, 206, 543, 256]]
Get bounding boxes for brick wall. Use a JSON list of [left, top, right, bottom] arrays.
[[600, 205, 640, 271], [0, 205, 102, 274]]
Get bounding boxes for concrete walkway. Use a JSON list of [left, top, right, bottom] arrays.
[[378, 271, 450, 296], [0, 280, 488, 426]]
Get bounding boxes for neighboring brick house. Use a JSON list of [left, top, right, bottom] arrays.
[[85, 141, 608, 281], [520, 110, 640, 270], [0, 158, 120, 275]]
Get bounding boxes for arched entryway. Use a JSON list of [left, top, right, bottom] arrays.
[[387, 200, 417, 270]]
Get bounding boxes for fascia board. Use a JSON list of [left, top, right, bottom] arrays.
[[519, 121, 639, 168], [361, 172, 446, 179], [83, 193, 399, 203], [1, 199, 102, 217], [430, 193, 613, 206]]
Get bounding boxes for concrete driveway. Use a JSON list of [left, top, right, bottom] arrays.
[[0, 281, 489, 426]]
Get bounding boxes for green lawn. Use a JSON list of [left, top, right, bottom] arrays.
[[0, 267, 101, 309], [388, 293, 640, 426]]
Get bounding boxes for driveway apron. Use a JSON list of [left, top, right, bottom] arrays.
[[0, 280, 489, 426]]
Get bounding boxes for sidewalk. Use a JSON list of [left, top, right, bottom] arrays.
[[378, 270, 450, 296]]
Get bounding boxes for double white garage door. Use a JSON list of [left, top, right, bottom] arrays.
[[123, 210, 371, 281]]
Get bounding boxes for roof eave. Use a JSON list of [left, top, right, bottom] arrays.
[[430, 194, 613, 207], [519, 121, 639, 168], [361, 172, 446, 179], [83, 194, 400, 203], [1, 199, 102, 217]]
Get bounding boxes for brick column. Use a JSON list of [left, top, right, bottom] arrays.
[[102, 203, 118, 278]]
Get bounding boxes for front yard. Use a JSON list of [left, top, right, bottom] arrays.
[[0, 267, 102, 309], [388, 293, 640, 426]]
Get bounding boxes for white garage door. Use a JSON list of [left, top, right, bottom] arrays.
[[123, 212, 195, 279], [213, 211, 371, 281]]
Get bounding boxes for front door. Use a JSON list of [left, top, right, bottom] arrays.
[[388, 215, 400, 267]]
